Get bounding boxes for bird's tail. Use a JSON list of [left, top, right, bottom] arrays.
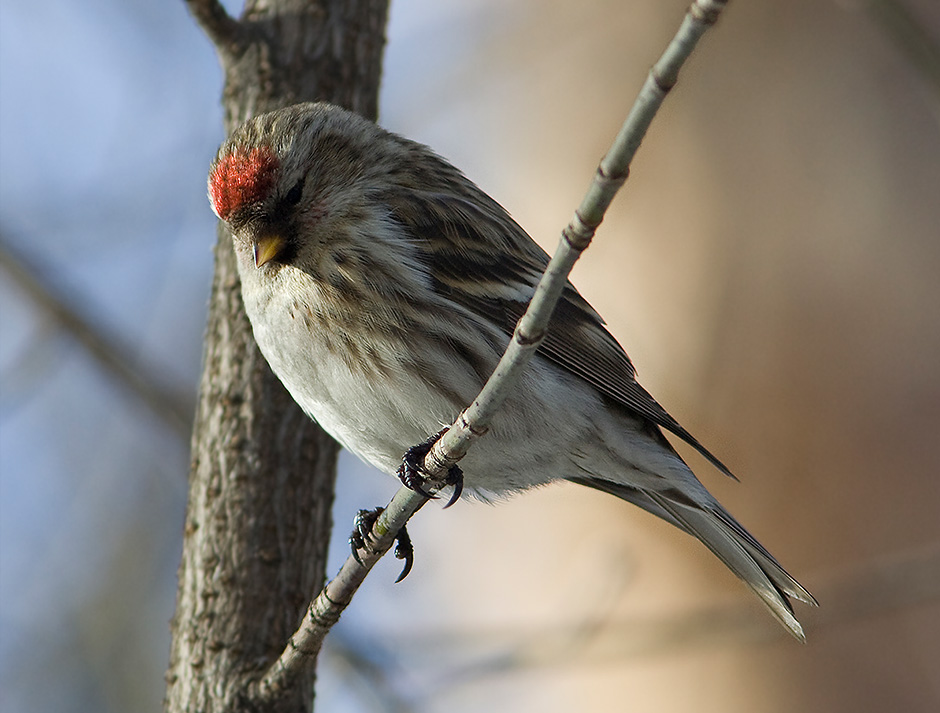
[[569, 477, 817, 640]]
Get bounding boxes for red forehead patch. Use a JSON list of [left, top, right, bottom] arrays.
[[209, 146, 279, 221]]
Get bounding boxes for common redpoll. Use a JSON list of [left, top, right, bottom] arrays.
[[208, 102, 816, 639]]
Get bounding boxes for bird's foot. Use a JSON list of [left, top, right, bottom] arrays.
[[397, 428, 464, 508], [349, 507, 414, 583]]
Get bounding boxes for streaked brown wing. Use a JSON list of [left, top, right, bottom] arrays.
[[383, 184, 735, 478]]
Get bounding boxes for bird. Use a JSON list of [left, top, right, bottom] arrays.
[[207, 101, 817, 640]]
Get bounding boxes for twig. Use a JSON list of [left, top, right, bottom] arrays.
[[251, 0, 729, 703], [425, 0, 729, 473], [0, 228, 193, 438], [183, 0, 245, 59]]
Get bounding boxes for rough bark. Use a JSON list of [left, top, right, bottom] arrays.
[[166, 2, 389, 712]]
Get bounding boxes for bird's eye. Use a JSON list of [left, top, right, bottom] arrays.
[[284, 178, 305, 207]]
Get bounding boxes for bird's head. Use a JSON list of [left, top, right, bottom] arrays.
[[207, 103, 379, 270]]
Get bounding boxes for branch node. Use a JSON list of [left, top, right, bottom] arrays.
[[597, 162, 629, 188], [310, 587, 346, 628], [458, 411, 489, 437], [649, 65, 675, 95], [691, 0, 728, 26], [515, 322, 547, 346], [287, 634, 319, 657], [562, 211, 596, 252]]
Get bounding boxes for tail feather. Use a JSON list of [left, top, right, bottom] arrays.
[[709, 505, 817, 605], [645, 490, 816, 641], [569, 476, 816, 640]]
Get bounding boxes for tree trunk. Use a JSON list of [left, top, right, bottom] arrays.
[[166, 2, 389, 711]]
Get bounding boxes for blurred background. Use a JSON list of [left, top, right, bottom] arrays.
[[1, 0, 939, 711]]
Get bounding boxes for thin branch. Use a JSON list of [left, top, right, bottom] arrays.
[[251, 0, 730, 701], [183, 0, 245, 58], [0, 228, 193, 438], [426, 0, 729, 473]]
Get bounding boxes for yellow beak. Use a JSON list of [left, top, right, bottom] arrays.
[[252, 235, 286, 268]]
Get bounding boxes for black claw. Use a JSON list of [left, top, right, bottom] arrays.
[[393, 526, 414, 583], [399, 465, 435, 499], [398, 428, 465, 507], [397, 429, 447, 497], [442, 466, 464, 509], [349, 508, 380, 565], [357, 509, 376, 542], [348, 506, 415, 582]]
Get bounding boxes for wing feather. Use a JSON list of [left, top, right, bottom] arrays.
[[380, 180, 735, 478]]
